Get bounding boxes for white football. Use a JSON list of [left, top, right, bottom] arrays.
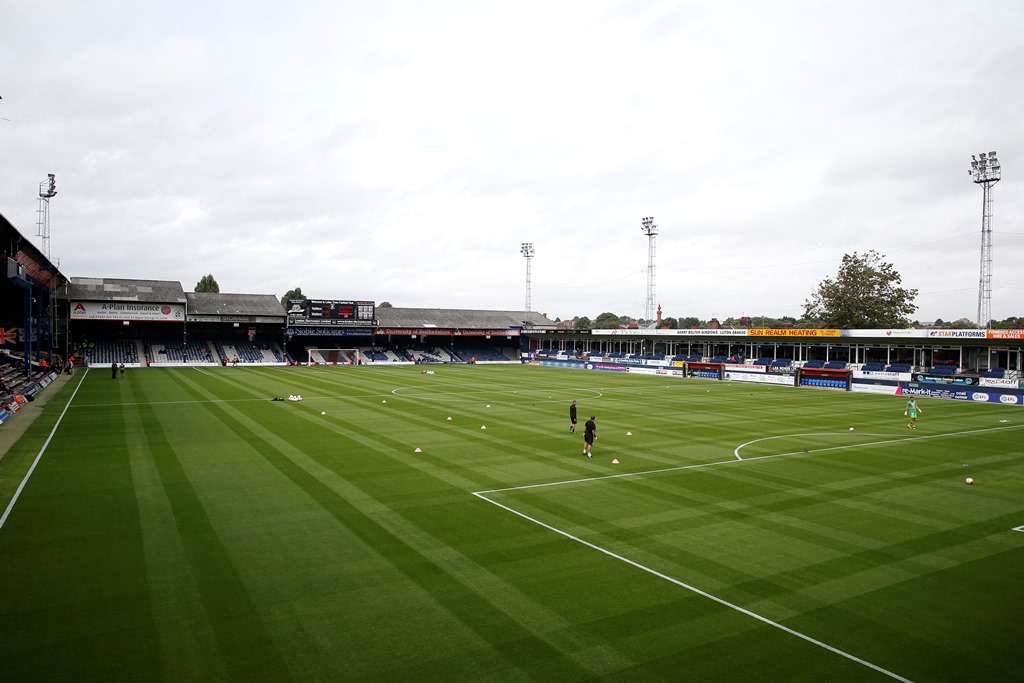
[[965, 477, 974, 485], [848, 427, 855, 431]]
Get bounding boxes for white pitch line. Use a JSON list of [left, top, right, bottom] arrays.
[[473, 490, 913, 682], [732, 431, 891, 461], [1012, 526, 1024, 534], [476, 423, 1024, 495], [0, 368, 90, 530]]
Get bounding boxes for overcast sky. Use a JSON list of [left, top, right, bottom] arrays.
[[2, 1, 1022, 322]]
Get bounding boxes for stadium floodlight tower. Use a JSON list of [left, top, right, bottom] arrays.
[[36, 173, 57, 259], [520, 242, 536, 309], [969, 152, 1001, 327], [520, 242, 535, 311], [641, 216, 658, 322]]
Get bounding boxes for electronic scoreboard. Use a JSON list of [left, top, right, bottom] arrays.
[[287, 299, 375, 326]]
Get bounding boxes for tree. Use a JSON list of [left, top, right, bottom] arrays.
[[803, 251, 918, 328], [281, 287, 304, 308], [992, 316, 1024, 329], [574, 316, 592, 330], [593, 312, 621, 329], [195, 274, 220, 293], [948, 318, 977, 329], [378, 301, 393, 308], [678, 316, 701, 329], [661, 316, 678, 329]]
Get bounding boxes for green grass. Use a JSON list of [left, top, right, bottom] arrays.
[[1, 365, 1022, 681]]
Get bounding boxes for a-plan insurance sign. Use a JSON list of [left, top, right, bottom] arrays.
[[71, 301, 185, 322]]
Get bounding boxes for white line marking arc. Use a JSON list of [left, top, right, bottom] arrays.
[[478, 424, 1024, 495], [1, 368, 90, 530], [733, 431, 890, 461]]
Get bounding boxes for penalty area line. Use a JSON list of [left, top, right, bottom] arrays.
[[0, 368, 90, 530], [473, 490, 913, 682]]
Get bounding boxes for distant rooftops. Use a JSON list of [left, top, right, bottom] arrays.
[[377, 307, 555, 329], [69, 277, 186, 303]]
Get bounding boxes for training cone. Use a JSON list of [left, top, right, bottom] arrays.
[[611, 458, 620, 464], [414, 447, 422, 453], [625, 431, 632, 436], [382, 399, 387, 404], [480, 425, 487, 430]]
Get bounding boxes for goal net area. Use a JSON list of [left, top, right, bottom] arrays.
[[306, 348, 361, 365]]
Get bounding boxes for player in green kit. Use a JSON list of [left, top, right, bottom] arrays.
[[904, 397, 922, 430]]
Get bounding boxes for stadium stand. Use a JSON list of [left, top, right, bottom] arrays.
[[982, 367, 1005, 378], [928, 365, 958, 376], [147, 339, 214, 364], [824, 360, 848, 369], [458, 348, 512, 362], [885, 363, 912, 373], [862, 362, 887, 371], [802, 359, 825, 369], [81, 341, 139, 365]]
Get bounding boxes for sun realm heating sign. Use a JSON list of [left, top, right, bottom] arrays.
[[71, 301, 185, 322]]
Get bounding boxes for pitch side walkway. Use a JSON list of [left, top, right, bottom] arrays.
[[0, 373, 73, 463]]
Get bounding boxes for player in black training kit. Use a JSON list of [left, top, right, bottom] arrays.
[[569, 400, 577, 433], [583, 416, 596, 458]]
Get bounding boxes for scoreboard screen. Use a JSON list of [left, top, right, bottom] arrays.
[[287, 299, 375, 326]]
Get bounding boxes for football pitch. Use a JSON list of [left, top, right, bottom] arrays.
[[1, 365, 1022, 681]]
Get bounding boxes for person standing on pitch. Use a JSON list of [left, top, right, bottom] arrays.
[[904, 397, 922, 430], [111, 362, 117, 380], [583, 416, 596, 458], [569, 400, 577, 433]]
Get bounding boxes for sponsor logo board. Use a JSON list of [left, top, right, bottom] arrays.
[[725, 363, 766, 373], [854, 370, 913, 381], [747, 328, 840, 337], [979, 377, 1019, 388], [986, 329, 1024, 340], [851, 383, 901, 395], [71, 301, 185, 322], [926, 329, 987, 339], [725, 371, 794, 386], [591, 328, 748, 336]]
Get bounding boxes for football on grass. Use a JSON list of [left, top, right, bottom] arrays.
[[965, 477, 975, 485]]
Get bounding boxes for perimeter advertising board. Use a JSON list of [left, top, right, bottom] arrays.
[[748, 328, 841, 337], [591, 328, 748, 336], [725, 371, 794, 386], [71, 301, 185, 322], [987, 329, 1024, 340]]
